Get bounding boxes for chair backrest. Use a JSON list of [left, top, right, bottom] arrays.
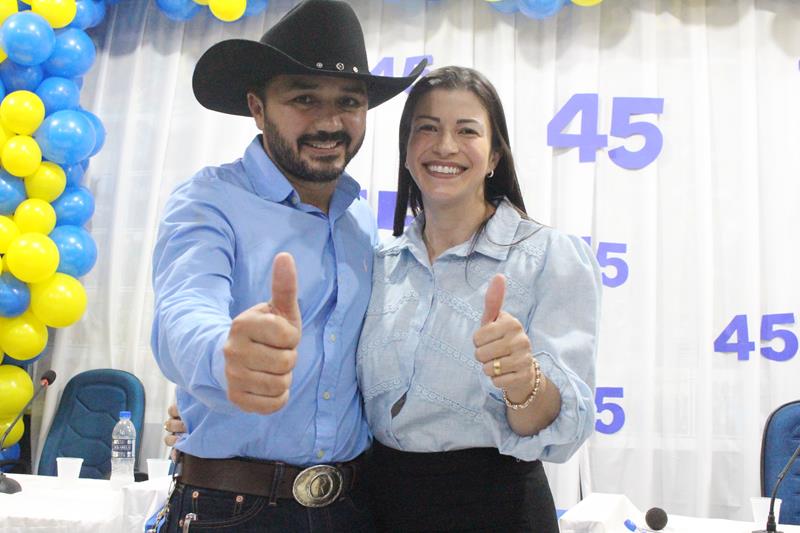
[[761, 399, 800, 525], [38, 369, 145, 479]]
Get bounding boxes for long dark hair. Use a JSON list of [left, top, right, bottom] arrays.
[[392, 66, 526, 236]]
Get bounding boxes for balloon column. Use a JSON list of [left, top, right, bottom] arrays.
[[486, 0, 603, 18], [156, 0, 600, 23], [0, 0, 107, 453], [156, 0, 268, 23]]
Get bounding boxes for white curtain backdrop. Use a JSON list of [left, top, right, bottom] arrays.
[[27, 0, 800, 522]]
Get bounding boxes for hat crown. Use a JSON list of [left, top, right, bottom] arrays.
[[260, 0, 369, 73]]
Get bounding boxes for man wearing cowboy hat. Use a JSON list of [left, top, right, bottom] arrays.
[[151, 1, 425, 530]]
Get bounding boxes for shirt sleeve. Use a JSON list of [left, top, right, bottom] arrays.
[[482, 231, 602, 462], [150, 177, 238, 413]]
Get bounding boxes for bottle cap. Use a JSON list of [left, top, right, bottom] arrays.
[[120, 410, 131, 419]]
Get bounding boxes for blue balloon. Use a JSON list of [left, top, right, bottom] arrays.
[[0, 78, 5, 104], [34, 109, 97, 165], [35, 76, 81, 116], [0, 272, 30, 318], [0, 61, 44, 92], [69, 0, 98, 30], [80, 109, 105, 157], [517, 0, 567, 18], [50, 224, 97, 277], [52, 185, 95, 226], [0, 170, 26, 215], [0, 444, 20, 472], [3, 350, 46, 366], [0, 12, 56, 66], [63, 161, 86, 186], [244, 0, 268, 17], [489, 0, 519, 13], [90, 0, 106, 28], [43, 28, 96, 78], [156, 0, 201, 21]]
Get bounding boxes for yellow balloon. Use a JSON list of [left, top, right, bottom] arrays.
[[208, 0, 246, 22], [2, 135, 41, 178], [0, 49, 7, 65], [13, 198, 56, 235], [0, 417, 24, 447], [0, 364, 33, 418], [31, 0, 77, 29], [0, 0, 18, 26], [571, 0, 603, 5], [0, 91, 45, 136], [0, 124, 12, 152], [5, 233, 59, 283], [0, 311, 47, 360], [31, 272, 86, 327], [0, 215, 19, 253], [25, 161, 66, 202]]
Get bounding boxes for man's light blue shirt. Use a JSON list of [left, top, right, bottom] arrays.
[[152, 136, 376, 466], [357, 199, 601, 462]]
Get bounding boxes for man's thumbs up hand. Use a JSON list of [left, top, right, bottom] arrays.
[[224, 253, 302, 414]]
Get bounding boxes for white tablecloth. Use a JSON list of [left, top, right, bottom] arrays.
[[560, 493, 800, 533], [0, 474, 171, 533]]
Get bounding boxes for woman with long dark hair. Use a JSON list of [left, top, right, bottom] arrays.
[[358, 66, 601, 532]]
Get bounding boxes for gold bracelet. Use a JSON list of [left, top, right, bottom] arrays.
[[502, 357, 542, 410]]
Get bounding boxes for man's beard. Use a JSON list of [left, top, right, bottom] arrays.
[[264, 117, 364, 183]]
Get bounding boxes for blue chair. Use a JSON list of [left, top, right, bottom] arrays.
[[38, 369, 145, 479], [761, 399, 800, 525]]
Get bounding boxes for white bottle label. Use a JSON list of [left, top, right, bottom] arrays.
[[111, 438, 134, 459]]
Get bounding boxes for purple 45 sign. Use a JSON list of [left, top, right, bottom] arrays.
[[548, 94, 665, 170]]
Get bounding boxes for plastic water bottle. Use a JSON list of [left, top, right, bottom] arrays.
[[110, 410, 135, 486]]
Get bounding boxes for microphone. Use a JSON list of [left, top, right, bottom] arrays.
[[646, 507, 668, 530], [0, 370, 57, 495], [625, 507, 669, 532], [753, 440, 800, 533]]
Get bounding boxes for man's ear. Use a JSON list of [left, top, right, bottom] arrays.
[[247, 92, 266, 130]]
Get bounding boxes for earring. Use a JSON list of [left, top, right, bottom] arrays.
[[486, 170, 494, 179]]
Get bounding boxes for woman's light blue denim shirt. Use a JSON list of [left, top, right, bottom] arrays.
[[357, 199, 602, 462]]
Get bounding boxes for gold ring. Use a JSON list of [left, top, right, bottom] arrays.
[[493, 359, 502, 376], [163, 422, 169, 432]]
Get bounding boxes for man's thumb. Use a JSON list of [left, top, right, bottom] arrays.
[[270, 252, 300, 325], [480, 274, 506, 326]]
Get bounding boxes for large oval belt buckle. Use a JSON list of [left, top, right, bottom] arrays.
[[292, 465, 343, 508]]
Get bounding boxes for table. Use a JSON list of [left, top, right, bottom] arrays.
[[559, 493, 800, 533], [0, 474, 171, 533]]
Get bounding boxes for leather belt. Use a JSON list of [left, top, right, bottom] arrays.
[[176, 452, 364, 507]]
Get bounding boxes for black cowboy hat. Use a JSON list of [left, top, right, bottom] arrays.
[[192, 0, 427, 116]]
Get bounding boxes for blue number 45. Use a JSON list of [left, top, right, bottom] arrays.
[[548, 94, 664, 170], [713, 313, 797, 361]]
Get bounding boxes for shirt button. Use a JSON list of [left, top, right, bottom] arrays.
[[290, 196, 299, 205], [317, 450, 325, 459], [329, 334, 336, 342], [322, 391, 331, 400]]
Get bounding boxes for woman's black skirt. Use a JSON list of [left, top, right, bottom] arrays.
[[366, 441, 560, 532]]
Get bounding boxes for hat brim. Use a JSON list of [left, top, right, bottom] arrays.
[[193, 39, 426, 117]]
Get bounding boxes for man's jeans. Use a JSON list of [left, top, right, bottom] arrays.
[[163, 481, 375, 532]]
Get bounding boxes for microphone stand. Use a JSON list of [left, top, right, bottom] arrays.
[[754, 441, 800, 533], [0, 372, 56, 494]]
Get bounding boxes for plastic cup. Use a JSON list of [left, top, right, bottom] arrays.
[[146, 458, 172, 480], [750, 496, 781, 527], [56, 457, 83, 479]]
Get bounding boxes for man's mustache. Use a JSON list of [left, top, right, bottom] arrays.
[[298, 131, 351, 147]]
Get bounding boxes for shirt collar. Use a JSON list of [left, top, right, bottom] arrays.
[[241, 135, 361, 216], [381, 199, 526, 262]]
